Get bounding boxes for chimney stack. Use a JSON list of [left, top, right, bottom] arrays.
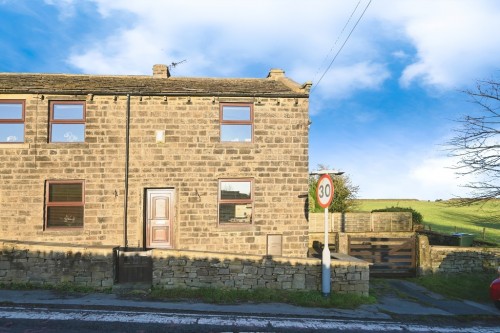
[[152, 64, 170, 78], [267, 68, 285, 80]]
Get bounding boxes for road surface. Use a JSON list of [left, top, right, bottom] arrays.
[[0, 305, 499, 333]]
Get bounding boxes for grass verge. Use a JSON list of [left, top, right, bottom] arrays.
[[0, 282, 111, 294], [407, 271, 497, 303], [149, 287, 376, 309], [355, 199, 500, 245], [0, 282, 375, 309]]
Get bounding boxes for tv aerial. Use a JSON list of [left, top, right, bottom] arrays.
[[168, 60, 187, 71]]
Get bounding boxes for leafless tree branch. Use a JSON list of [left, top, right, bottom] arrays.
[[446, 76, 500, 205]]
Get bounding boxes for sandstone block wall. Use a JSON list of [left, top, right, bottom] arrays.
[[0, 242, 370, 296], [0, 241, 114, 288], [0, 94, 126, 246], [0, 93, 309, 257], [417, 235, 500, 275], [152, 249, 370, 296]]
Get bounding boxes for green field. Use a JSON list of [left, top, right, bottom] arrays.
[[355, 199, 500, 245]]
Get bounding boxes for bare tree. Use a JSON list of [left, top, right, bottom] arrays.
[[447, 77, 500, 204]]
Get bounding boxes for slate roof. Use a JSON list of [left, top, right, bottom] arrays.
[[0, 72, 310, 97]]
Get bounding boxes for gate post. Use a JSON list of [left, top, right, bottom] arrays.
[[337, 233, 349, 254]]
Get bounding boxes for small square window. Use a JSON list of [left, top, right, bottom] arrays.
[[45, 181, 85, 228], [220, 104, 253, 142], [49, 101, 85, 143], [218, 179, 253, 225], [0, 100, 25, 143]]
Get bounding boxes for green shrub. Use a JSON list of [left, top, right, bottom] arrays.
[[372, 206, 423, 225]]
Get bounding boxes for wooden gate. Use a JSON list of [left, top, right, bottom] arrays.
[[115, 248, 152, 284], [348, 236, 416, 277]]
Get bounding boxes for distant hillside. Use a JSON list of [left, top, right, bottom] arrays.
[[357, 199, 420, 202], [355, 199, 499, 245]]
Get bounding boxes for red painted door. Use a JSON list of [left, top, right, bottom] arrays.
[[146, 189, 174, 248]]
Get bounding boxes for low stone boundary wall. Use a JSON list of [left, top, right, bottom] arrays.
[[309, 212, 412, 233], [0, 241, 370, 296], [417, 235, 500, 275], [152, 249, 370, 296], [0, 241, 115, 289]]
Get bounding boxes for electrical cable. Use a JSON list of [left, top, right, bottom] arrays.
[[312, 0, 362, 85], [312, 0, 372, 93]]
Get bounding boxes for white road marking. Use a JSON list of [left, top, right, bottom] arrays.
[[0, 306, 497, 332]]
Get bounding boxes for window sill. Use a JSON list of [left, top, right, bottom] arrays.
[[214, 142, 256, 149], [0, 143, 30, 149], [44, 227, 84, 234], [47, 142, 89, 149], [218, 141, 254, 145]]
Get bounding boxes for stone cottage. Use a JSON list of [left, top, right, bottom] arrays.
[[0, 65, 311, 258]]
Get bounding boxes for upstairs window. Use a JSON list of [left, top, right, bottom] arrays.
[[49, 101, 85, 143], [218, 179, 253, 225], [220, 104, 253, 142], [45, 180, 84, 229], [0, 100, 25, 143]]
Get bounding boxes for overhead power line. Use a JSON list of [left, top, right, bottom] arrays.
[[312, 0, 362, 84], [312, 0, 372, 93]]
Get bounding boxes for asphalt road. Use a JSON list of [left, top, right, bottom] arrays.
[[0, 305, 499, 333], [0, 279, 499, 332]]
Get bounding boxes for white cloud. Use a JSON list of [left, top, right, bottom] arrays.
[[410, 156, 461, 188], [346, 156, 471, 200], [408, 154, 478, 200], [373, 0, 500, 89], [313, 61, 390, 98], [313, 138, 475, 200], [67, 1, 381, 82], [44, 0, 77, 19], [6, 135, 18, 142], [392, 50, 408, 60], [45, 0, 500, 98], [60, 0, 500, 104]]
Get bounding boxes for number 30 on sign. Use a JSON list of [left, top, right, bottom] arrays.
[[316, 174, 334, 209]]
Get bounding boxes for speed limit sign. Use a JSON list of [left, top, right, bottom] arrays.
[[316, 174, 334, 208]]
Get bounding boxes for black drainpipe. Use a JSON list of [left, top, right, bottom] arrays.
[[123, 94, 131, 249]]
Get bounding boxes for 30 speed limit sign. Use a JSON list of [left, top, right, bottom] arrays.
[[316, 174, 334, 208]]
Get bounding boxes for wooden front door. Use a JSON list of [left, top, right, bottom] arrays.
[[146, 189, 174, 249]]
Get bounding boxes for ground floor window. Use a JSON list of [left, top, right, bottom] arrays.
[[45, 180, 84, 228], [218, 179, 253, 225]]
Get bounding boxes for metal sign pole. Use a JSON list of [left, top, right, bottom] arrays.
[[322, 206, 331, 296], [315, 173, 334, 297]]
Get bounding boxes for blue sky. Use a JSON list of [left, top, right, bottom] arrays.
[[1, 0, 499, 199]]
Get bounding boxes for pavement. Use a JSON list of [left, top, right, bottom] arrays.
[[0, 279, 498, 322]]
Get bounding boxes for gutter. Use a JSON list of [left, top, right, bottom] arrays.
[[0, 90, 310, 98]]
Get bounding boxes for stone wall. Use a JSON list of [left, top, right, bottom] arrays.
[[0, 241, 114, 289], [153, 249, 370, 296], [0, 91, 309, 257], [417, 235, 500, 275], [0, 242, 370, 296]]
